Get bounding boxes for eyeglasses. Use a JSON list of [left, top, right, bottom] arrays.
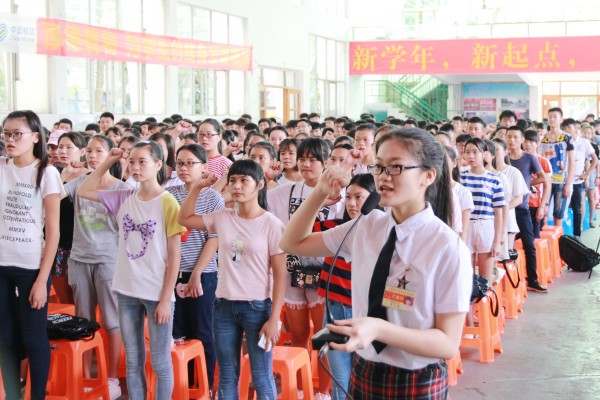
[[367, 164, 421, 176], [2, 131, 35, 141], [175, 161, 203, 169], [197, 132, 220, 139]]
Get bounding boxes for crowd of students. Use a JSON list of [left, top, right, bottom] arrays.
[[0, 107, 599, 400]]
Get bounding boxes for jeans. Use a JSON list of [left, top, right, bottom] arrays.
[[550, 183, 568, 220], [570, 183, 585, 237], [117, 293, 175, 400], [322, 300, 353, 400], [173, 271, 217, 389], [529, 207, 541, 239], [515, 208, 539, 284], [0, 266, 51, 400], [213, 298, 276, 400]]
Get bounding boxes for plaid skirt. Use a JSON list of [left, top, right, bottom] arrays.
[[349, 355, 448, 400]]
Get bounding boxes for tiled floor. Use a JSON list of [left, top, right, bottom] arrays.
[[451, 224, 600, 399]]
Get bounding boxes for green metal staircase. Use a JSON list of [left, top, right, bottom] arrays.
[[364, 75, 448, 121]]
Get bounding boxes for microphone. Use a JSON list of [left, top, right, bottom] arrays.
[[311, 191, 381, 351]]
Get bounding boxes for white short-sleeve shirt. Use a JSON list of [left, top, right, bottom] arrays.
[[0, 158, 66, 269], [321, 205, 472, 370], [573, 137, 595, 184], [452, 182, 474, 212], [268, 182, 345, 266]]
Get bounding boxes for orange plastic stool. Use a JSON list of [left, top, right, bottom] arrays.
[[445, 351, 463, 387], [515, 238, 552, 286], [239, 346, 314, 400], [499, 261, 523, 319], [534, 238, 552, 285], [145, 340, 209, 400], [47, 303, 75, 315], [491, 281, 505, 334], [48, 283, 59, 303], [540, 228, 563, 277], [25, 334, 109, 400], [172, 340, 210, 400], [461, 292, 503, 363]]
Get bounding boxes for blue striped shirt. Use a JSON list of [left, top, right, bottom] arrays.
[[460, 170, 506, 220], [167, 186, 225, 272]]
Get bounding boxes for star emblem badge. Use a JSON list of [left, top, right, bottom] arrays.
[[397, 275, 409, 289]]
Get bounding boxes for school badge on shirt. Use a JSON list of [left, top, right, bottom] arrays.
[[382, 272, 416, 312]]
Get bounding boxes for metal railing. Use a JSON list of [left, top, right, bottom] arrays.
[[364, 79, 448, 121]]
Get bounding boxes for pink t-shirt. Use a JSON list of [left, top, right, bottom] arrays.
[[207, 155, 233, 180], [203, 208, 285, 301]]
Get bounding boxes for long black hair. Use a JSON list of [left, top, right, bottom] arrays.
[[88, 135, 122, 179], [227, 159, 268, 211], [2, 110, 48, 190], [444, 145, 460, 182], [376, 127, 454, 227]]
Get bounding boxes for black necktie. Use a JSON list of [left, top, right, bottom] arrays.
[[367, 227, 397, 353]]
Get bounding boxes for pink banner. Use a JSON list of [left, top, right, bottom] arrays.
[[350, 36, 600, 75], [37, 18, 252, 71]]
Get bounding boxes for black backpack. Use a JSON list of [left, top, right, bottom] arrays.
[[558, 235, 600, 279], [47, 314, 101, 341]]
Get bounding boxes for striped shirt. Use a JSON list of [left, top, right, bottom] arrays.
[[207, 155, 233, 180], [460, 170, 506, 220], [315, 220, 352, 306], [167, 186, 225, 272]]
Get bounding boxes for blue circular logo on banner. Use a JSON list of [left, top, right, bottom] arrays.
[[0, 24, 7, 41]]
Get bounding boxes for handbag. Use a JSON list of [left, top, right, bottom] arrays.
[[285, 184, 324, 290], [47, 314, 101, 341], [290, 265, 322, 289], [470, 274, 499, 317]]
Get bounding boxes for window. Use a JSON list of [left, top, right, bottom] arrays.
[[64, 0, 158, 114], [0, 53, 12, 112], [306, 0, 346, 17], [0, 0, 50, 112], [176, 4, 246, 116], [309, 35, 346, 117], [259, 67, 300, 123]]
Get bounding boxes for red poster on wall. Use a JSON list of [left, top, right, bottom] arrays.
[[36, 18, 252, 71], [350, 36, 600, 75]]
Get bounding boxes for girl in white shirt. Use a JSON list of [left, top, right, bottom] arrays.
[[0, 110, 65, 400], [280, 128, 472, 399], [268, 137, 346, 398], [446, 145, 474, 243], [78, 140, 185, 400], [179, 159, 286, 400], [492, 138, 528, 253]]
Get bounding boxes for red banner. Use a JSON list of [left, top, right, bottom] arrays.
[[350, 36, 600, 75], [36, 18, 252, 71]]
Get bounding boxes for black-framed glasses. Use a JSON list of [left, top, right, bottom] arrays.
[[2, 131, 35, 141], [197, 132, 220, 139], [175, 161, 203, 169], [367, 164, 421, 176]]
